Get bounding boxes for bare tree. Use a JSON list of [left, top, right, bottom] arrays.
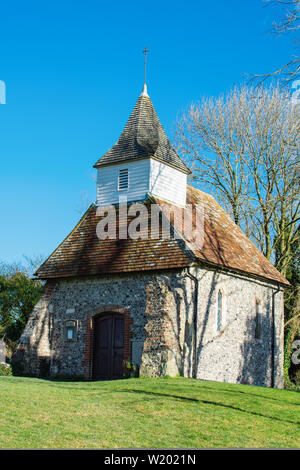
[[22, 255, 47, 277], [176, 87, 252, 227], [0, 255, 46, 278], [175, 84, 300, 386], [271, 0, 300, 32], [175, 85, 299, 276], [253, 0, 300, 85]]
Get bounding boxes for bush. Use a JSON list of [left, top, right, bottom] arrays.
[[0, 362, 12, 376], [0, 271, 44, 356], [292, 369, 300, 388], [123, 361, 139, 378]]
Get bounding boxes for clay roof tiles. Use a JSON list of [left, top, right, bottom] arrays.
[[35, 186, 289, 286]]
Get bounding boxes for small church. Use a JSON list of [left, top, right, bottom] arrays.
[[14, 81, 288, 387]]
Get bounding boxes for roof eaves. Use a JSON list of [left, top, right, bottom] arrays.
[[194, 257, 289, 287], [34, 204, 96, 278], [93, 154, 191, 174]]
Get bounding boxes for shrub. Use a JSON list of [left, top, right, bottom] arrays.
[[0, 271, 44, 356], [123, 360, 139, 378], [292, 369, 300, 388], [0, 362, 12, 376]]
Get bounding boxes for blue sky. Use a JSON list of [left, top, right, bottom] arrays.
[[0, 0, 294, 264]]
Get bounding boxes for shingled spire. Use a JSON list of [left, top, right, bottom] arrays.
[[93, 88, 190, 174]]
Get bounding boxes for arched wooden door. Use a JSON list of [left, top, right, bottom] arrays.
[[92, 313, 124, 380]]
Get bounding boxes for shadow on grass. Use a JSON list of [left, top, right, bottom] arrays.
[[25, 378, 300, 410], [196, 385, 300, 406], [32, 377, 135, 392], [120, 389, 300, 426]]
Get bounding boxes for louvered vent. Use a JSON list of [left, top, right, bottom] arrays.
[[118, 168, 129, 190]]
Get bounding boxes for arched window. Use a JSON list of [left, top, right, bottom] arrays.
[[217, 290, 223, 332]]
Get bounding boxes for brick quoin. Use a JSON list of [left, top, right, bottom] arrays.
[[82, 305, 133, 380]]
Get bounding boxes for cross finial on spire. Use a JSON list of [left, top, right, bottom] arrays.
[[143, 47, 149, 85]]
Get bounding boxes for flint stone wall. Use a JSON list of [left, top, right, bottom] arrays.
[[15, 266, 284, 387]]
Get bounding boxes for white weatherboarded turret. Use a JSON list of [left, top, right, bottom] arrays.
[[94, 86, 191, 207]]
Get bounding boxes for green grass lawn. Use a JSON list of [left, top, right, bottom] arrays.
[[0, 376, 299, 448]]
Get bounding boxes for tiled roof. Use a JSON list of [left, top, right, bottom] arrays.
[[152, 187, 289, 286], [35, 205, 192, 279], [93, 93, 191, 174], [35, 186, 288, 286]]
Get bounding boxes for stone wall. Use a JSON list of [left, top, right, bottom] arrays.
[[15, 266, 284, 387], [190, 267, 284, 388]]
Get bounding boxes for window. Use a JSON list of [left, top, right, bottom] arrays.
[[64, 320, 77, 342], [255, 300, 262, 340], [217, 290, 223, 332], [67, 328, 74, 340], [118, 168, 129, 190]]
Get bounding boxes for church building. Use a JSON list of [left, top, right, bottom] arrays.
[[14, 83, 288, 387]]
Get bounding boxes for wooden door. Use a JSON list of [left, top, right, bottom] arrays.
[[93, 313, 124, 380]]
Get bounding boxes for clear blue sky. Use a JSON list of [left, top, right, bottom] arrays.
[[0, 0, 293, 264]]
